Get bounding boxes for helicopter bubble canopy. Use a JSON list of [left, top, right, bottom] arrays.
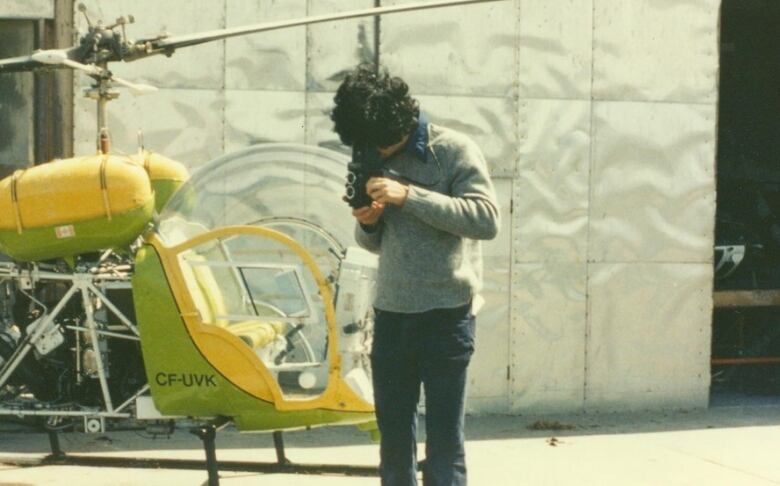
[[156, 144, 377, 406], [158, 143, 363, 323], [158, 143, 356, 251]]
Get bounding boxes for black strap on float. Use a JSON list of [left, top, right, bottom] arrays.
[[10, 170, 24, 234], [143, 151, 151, 176], [99, 156, 113, 221]]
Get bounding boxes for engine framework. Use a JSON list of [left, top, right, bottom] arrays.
[[0, 257, 147, 432]]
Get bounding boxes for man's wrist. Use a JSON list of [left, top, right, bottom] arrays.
[[399, 185, 410, 206]]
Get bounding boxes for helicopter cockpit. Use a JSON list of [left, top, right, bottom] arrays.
[[139, 144, 377, 420]]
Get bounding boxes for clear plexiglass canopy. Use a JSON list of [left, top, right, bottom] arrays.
[[156, 144, 374, 404], [159, 143, 355, 250]]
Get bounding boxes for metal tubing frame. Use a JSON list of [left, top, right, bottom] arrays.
[[0, 265, 146, 422], [0, 263, 130, 282], [65, 325, 140, 341], [114, 384, 149, 414], [0, 284, 80, 388], [87, 282, 139, 336], [0, 409, 130, 418], [79, 281, 114, 412]]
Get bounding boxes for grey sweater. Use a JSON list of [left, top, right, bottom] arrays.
[[355, 123, 500, 313]]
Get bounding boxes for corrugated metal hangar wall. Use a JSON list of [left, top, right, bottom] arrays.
[[71, 0, 721, 414]]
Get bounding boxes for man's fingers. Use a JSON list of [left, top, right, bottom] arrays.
[[367, 179, 404, 200], [366, 178, 387, 193], [352, 204, 384, 225], [354, 204, 382, 214], [368, 183, 388, 199]]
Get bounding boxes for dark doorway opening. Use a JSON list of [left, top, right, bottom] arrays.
[[0, 1, 73, 176], [712, 0, 780, 406]]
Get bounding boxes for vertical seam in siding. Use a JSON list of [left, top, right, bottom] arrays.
[[221, 0, 227, 156], [374, 0, 381, 67], [583, 0, 597, 410], [509, 0, 522, 413], [305, 0, 311, 145]]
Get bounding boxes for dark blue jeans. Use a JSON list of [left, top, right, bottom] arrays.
[[371, 302, 475, 486]]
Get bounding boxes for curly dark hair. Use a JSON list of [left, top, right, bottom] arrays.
[[331, 64, 419, 147]]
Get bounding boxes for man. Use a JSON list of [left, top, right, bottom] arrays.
[[331, 64, 499, 486]]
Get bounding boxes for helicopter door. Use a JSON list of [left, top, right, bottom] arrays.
[[175, 229, 332, 402]]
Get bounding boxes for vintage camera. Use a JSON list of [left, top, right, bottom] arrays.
[[344, 145, 384, 208]]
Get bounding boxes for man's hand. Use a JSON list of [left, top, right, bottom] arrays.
[[367, 177, 409, 206], [352, 201, 385, 226]]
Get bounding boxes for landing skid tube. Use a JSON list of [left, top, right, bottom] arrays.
[[30, 420, 380, 486]]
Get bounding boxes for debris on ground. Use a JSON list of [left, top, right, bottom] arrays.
[[528, 420, 576, 431]]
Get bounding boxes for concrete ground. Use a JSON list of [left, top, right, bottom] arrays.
[[1, 405, 780, 485]]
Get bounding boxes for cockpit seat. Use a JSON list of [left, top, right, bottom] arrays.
[[180, 252, 285, 350], [229, 320, 285, 349]]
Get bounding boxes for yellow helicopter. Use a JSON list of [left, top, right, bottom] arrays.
[[0, 0, 504, 482]]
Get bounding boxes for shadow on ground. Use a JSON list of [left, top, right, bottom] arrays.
[[2, 401, 780, 457]]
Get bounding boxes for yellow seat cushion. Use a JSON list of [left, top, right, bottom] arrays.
[[180, 252, 285, 350]]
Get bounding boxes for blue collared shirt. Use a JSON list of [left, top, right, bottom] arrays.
[[404, 113, 429, 163]]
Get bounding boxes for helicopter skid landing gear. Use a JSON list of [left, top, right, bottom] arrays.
[[273, 430, 291, 465], [190, 421, 378, 486], [186, 423, 380, 484], [46, 428, 65, 459], [190, 417, 230, 486], [5, 420, 380, 483]]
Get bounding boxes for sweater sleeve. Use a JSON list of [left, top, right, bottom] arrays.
[[354, 221, 383, 253], [400, 141, 500, 240]]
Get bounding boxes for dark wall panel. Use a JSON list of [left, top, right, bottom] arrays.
[[0, 20, 35, 177]]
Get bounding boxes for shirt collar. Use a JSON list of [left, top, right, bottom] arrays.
[[404, 113, 429, 162]]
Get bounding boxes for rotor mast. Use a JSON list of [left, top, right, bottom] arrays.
[[87, 64, 117, 155]]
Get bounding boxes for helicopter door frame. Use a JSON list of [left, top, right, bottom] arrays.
[[184, 258, 321, 370], [214, 239, 257, 320], [186, 259, 319, 326], [148, 226, 372, 413]]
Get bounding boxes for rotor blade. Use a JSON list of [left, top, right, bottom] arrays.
[[111, 76, 158, 95], [30, 49, 69, 65], [149, 0, 505, 52], [0, 54, 48, 73], [0, 47, 81, 74]]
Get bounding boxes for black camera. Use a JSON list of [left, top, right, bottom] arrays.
[[344, 145, 384, 208]]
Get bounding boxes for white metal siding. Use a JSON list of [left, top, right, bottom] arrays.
[[71, 0, 721, 413]]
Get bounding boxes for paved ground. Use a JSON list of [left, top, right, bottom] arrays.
[[1, 405, 780, 485]]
